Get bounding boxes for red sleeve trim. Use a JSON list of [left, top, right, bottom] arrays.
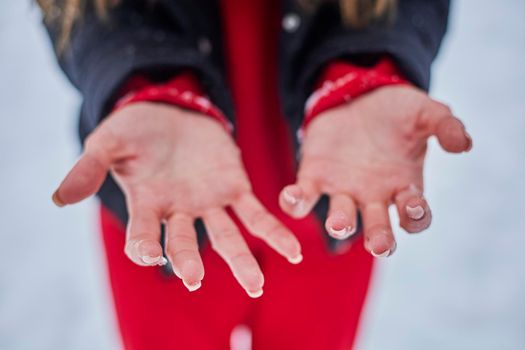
[[113, 71, 233, 132], [300, 58, 408, 139]]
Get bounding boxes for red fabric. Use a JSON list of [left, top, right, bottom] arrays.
[[114, 71, 232, 132], [99, 1, 391, 349], [301, 57, 407, 135], [101, 203, 373, 350]]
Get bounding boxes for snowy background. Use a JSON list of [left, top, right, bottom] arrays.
[[1, 1, 524, 349]]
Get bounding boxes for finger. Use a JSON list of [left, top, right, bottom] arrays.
[[362, 202, 396, 258], [279, 179, 321, 219], [420, 100, 472, 153], [52, 127, 119, 207], [124, 204, 165, 267], [325, 194, 358, 240], [166, 213, 204, 291], [395, 185, 432, 233], [232, 193, 303, 264], [203, 208, 264, 298], [52, 152, 110, 207]]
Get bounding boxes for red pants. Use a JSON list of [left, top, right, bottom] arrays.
[[100, 206, 374, 350]]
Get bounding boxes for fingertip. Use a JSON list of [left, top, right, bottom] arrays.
[[57, 154, 110, 205], [288, 253, 303, 264], [183, 280, 202, 292], [242, 271, 265, 299], [325, 213, 357, 240], [370, 240, 397, 258], [406, 204, 425, 221], [180, 259, 205, 287], [125, 239, 164, 266], [52, 190, 66, 207], [283, 185, 301, 205], [365, 229, 396, 258], [398, 197, 432, 233], [436, 118, 471, 153], [141, 255, 166, 265], [403, 209, 432, 234], [247, 289, 263, 298], [279, 232, 303, 264], [279, 185, 304, 218]]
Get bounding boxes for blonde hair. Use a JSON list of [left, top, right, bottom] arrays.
[[38, 0, 396, 52]]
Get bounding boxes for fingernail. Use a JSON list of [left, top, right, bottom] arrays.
[[406, 205, 425, 220], [247, 289, 263, 298], [288, 254, 303, 264], [371, 249, 390, 258], [329, 226, 357, 240], [52, 190, 65, 207], [183, 280, 202, 292], [283, 190, 298, 205], [141, 255, 164, 265]]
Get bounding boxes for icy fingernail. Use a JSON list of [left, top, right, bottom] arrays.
[[142, 255, 164, 265], [371, 249, 391, 258], [247, 289, 263, 298], [183, 280, 202, 292], [329, 226, 357, 240], [406, 205, 425, 220], [288, 254, 303, 264], [283, 190, 298, 205]]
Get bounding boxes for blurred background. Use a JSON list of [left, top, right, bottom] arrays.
[[1, 1, 524, 349]]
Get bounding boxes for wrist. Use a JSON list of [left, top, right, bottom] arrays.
[[299, 57, 408, 140], [113, 72, 233, 133]]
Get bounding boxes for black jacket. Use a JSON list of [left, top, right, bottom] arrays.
[[43, 0, 450, 227]]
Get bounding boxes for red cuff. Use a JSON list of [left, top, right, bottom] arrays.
[[114, 71, 233, 132], [301, 57, 408, 138]]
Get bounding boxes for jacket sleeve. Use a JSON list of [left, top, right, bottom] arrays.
[[41, 0, 233, 136], [280, 0, 450, 130]]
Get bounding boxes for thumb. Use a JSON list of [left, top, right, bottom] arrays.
[[52, 128, 117, 207], [420, 100, 473, 153]]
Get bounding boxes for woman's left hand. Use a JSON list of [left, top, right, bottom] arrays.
[[279, 86, 472, 257]]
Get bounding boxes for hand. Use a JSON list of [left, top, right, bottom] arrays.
[[279, 86, 472, 257], [53, 103, 302, 297]]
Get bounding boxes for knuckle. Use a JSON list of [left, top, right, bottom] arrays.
[[210, 229, 239, 250], [85, 126, 122, 155], [247, 210, 268, 227], [171, 234, 196, 246], [436, 103, 453, 116], [167, 247, 197, 261], [264, 224, 287, 241], [230, 252, 255, 265], [366, 224, 392, 236]]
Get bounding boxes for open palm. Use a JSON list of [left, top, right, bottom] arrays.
[[280, 86, 472, 257], [53, 103, 302, 297]]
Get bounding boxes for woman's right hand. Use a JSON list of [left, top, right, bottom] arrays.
[[52, 102, 302, 297]]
